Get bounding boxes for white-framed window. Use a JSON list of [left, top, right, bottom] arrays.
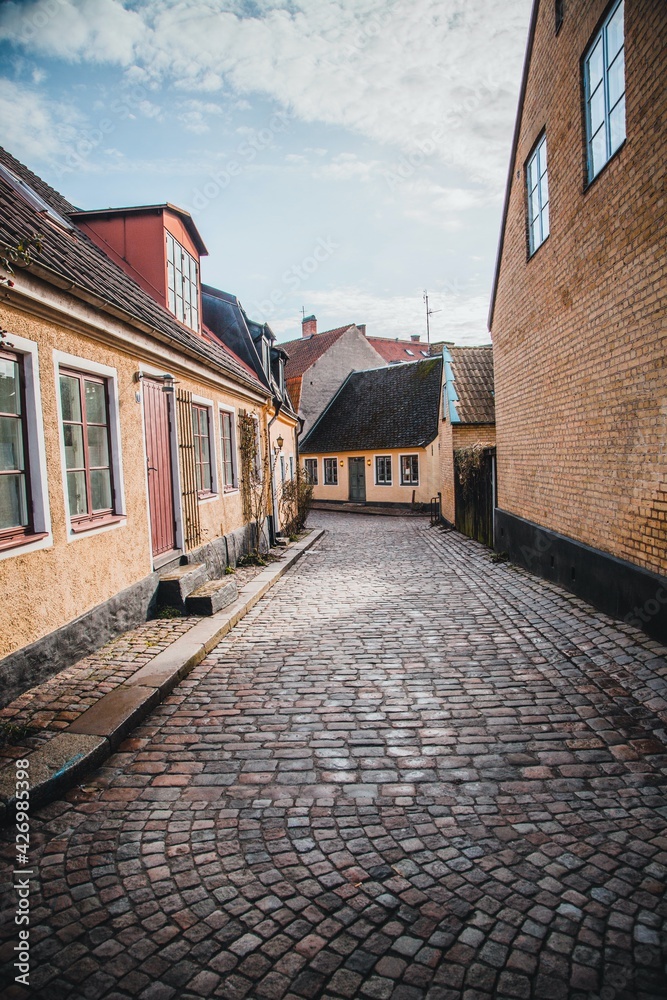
[[400, 454, 419, 485], [166, 231, 199, 332], [192, 404, 215, 497], [54, 351, 125, 539], [375, 455, 392, 486], [323, 457, 338, 485], [584, 0, 625, 183], [219, 406, 238, 491], [0, 335, 51, 559], [527, 134, 550, 255], [304, 458, 318, 485], [280, 455, 285, 482]]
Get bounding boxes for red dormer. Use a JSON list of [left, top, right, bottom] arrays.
[[71, 204, 208, 334]]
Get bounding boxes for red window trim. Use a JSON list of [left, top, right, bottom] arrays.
[[0, 531, 48, 553], [60, 367, 116, 528], [69, 514, 124, 534]]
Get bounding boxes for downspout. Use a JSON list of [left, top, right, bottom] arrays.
[[267, 396, 283, 544]]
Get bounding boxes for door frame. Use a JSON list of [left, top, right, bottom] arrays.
[[348, 456, 367, 503], [139, 365, 184, 565]]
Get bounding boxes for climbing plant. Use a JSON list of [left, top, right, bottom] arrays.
[[455, 443, 486, 494], [1, 234, 42, 283], [238, 411, 273, 559], [279, 465, 314, 538]]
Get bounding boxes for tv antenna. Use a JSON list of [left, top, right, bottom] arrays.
[[423, 290, 441, 346]]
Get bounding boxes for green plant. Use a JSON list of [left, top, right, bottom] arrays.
[[491, 551, 509, 564], [224, 565, 235, 575], [1, 234, 42, 278], [0, 720, 39, 748], [279, 465, 314, 536], [155, 605, 182, 619], [238, 411, 277, 559]]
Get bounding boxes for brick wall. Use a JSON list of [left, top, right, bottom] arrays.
[[491, 0, 666, 576], [439, 423, 496, 524]]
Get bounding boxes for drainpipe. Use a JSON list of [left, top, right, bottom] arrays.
[[267, 396, 283, 545]]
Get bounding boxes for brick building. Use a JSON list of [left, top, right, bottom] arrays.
[[489, 0, 666, 640]]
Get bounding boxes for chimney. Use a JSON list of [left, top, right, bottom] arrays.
[[357, 324, 366, 336], [411, 334, 421, 342], [302, 314, 317, 337]]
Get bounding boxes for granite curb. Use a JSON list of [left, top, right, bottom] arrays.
[[0, 528, 325, 824]]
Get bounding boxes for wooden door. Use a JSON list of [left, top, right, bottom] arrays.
[[348, 457, 366, 502], [143, 379, 176, 557], [454, 447, 495, 548]]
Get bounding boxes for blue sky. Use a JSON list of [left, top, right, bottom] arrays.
[[0, 0, 532, 344]]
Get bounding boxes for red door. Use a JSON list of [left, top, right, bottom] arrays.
[[143, 379, 176, 557]]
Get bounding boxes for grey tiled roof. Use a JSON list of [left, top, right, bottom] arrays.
[[301, 357, 442, 453], [0, 148, 265, 393]]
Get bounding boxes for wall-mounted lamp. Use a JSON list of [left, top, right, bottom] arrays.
[[134, 371, 178, 394], [276, 434, 284, 450], [366, 459, 371, 466], [340, 460, 344, 467]]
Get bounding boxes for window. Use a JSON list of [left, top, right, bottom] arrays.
[[220, 410, 237, 490], [324, 458, 338, 485], [280, 455, 285, 483], [375, 455, 392, 486], [192, 404, 213, 495], [289, 456, 294, 480], [527, 134, 550, 255], [304, 458, 318, 485], [555, 0, 564, 33], [400, 454, 419, 485], [166, 232, 199, 332], [60, 369, 115, 526], [584, 0, 625, 182], [0, 351, 32, 545]]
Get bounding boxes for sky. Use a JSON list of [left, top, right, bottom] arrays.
[[0, 0, 532, 345]]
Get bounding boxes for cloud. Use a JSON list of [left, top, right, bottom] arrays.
[[0, 79, 86, 164], [0, 0, 532, 192], [176, 98, 225, 133], [273, 286, 491, 346]]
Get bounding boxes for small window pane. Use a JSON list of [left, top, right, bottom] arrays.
[[91, 469, 112, 511], [589, 84, 605, 134], [609, 95, 626, 153], [67, 470, 88, 516], [608, 49, 625, 108], [85, 380, 107, 424], [530, 188, 541, 223], [606, 1, 624, 61], [0, 359, 20, 414], [538, 138, 547, 174], [63, 424, 85, 470], [87, 425, 110, 468], [0, 415, 24, 471], [541, 204, 550, 240], [166, 234, 174, 263], [0, 472, 27, 529], [587, 38, 604, 91], [540, 172, 549, 208], [591, 127, 607, 177], [60, 375, 82, 422]]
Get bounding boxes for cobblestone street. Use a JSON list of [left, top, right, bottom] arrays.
[[2, 511, 666, 1000]]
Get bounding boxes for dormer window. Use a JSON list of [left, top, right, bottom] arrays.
[[166, 232, 199, 332]]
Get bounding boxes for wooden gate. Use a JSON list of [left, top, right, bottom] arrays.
[[176, 388, 202, 551], [348, 457, 366, 502], [454, 447, 495, 547], [143, 378, 176, 557]]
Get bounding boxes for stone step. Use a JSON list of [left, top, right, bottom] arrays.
[[185, 578, 239, 616], [157, 563, 208, 608]]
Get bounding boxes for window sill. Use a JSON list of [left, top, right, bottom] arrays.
[[223, 486, 239, 495], [197, 491, 218, 503], [400, 483, 419, 487], [0, 531, 49, 553], [70, 514, 125, 534]]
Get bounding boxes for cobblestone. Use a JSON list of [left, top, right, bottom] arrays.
[[1, 512, 666, 999]]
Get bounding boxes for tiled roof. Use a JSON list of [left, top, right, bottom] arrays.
[[446, 346, 495, 424], [0, 148, 265, 394], [279, 325, 355, 379], [301, 357, 442, 453], [367, 336, 431, 364]]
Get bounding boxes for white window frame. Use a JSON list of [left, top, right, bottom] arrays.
[[375, 454, 392, 486], [166, 231, 200, 332], [304, 458, 318, 485], [583, 0, 625, 183], [53, 350, 126, 542], [0, 334, 52, 561], [218, 404, 238, 492], [526, 133, 550, 256], [400, 453, 419, 486], [323, 457, 338, 486], [191, 394, 218, 500]]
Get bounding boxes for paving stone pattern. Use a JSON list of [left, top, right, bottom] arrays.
[[1, 512, 666, 1000]]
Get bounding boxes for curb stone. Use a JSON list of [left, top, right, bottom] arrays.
[[0, 528, 324, 822]]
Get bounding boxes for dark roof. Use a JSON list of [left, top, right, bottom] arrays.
[[488, 0, 539, 328], [446, 346, 495, 424], [367, 336, 431, 363], [0, 148, 263, 393], [280, 325, 355, 378], [71, 204, 208, 256], [301, 357, 442, 453]]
